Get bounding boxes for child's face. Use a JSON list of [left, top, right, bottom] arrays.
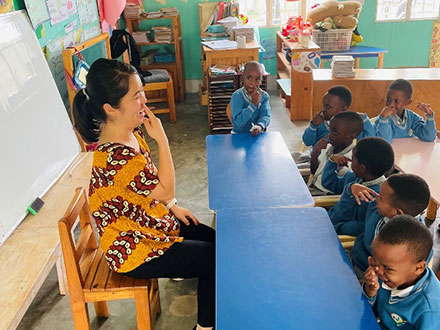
[[386, 89, 412, 117], [371, 238, 425, 289], [350, 147, 364, 178], [243, 68, 263, 94], [322, 93, 348, 121], [376, 181, 400, 218], [328, 119, 354, 148]]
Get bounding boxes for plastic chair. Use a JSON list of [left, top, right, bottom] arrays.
[[58, 187, 161, 330]]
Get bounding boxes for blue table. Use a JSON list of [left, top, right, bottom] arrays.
[[217, 207, 379, 330], [320, 45, 388, 68], [206, 132, 314, 210]]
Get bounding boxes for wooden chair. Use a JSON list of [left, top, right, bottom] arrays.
[[121, 36, 176, 122], [58, 187, 161, 330]]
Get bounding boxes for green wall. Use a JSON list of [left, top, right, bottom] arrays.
[[140, 0, 435, 78]]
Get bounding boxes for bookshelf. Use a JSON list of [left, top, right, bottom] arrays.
[[126, 14, 185, 102]]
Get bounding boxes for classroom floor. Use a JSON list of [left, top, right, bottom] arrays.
[[17, 92, 440, 330]]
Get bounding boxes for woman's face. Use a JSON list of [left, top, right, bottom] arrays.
[[117, 74, 147, 129]]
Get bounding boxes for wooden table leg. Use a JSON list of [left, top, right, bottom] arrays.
[[354, 58, 360, 68], [378, 53, 384, 68]]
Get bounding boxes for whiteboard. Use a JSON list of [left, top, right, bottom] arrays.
[[0, 11, 80, 245]]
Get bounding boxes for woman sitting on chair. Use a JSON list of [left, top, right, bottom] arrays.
[[72, 58, 215, 330]]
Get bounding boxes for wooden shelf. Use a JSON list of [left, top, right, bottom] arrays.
[[126, 14, 185, 102]]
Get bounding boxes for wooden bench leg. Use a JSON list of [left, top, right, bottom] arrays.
[[134, 288, 153, 330], [93, 301, 109, 318], [56, 247, 68, 295], [70, 300, 91, 330], [167, 80, 176, 123]]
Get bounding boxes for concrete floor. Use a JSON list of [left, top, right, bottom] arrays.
[[17, 92, 440, 330]]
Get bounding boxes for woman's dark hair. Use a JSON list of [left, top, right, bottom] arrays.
[[72, 58, 138, 143]]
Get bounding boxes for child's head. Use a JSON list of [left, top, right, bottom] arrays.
[[328, 111, 363, 148], [371, 214, 432, 289], [351, 137, 394, 180], [321, 86, 352, 121], [376, 174, 430, 218], [386, 79, 413, 116], [72, 59, 144, 143], [243, 61, 264, 94]]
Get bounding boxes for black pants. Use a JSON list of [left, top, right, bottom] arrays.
[[125, 221, 216, 327]]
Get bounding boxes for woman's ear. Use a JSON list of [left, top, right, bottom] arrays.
[[102, 103, 117, 118]]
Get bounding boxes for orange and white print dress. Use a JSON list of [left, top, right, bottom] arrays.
[[89, 130, 182, 273]]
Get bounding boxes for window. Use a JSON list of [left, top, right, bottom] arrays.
[[376, 0, 440, 21], [238, 0, 321, 27]]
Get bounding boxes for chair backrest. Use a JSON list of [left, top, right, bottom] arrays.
[[58, 187, 99, 292]]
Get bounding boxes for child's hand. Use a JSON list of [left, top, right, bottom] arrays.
[[311, 111, 325, 126], [251, 90, 261, 106], [330, 154, 351, 167], [143, 105, 167, 143], [315, 136, 329, 152], [170, 205, 199, 226], [380, 106, 395, 119], [416, 102, 434, 116], [250, 124, 263, 136], [351, 183, 378, 205], [364, 256, 380, 298]]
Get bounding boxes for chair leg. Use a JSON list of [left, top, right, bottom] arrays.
[[93, 301, 109, 317], [70, 300, 91, 330], [55, 251, 68, 295], [134, 288, 153, 330], [166, 80, 176, 122]]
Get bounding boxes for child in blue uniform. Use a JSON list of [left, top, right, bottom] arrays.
[[303, 85, 375, 148], [375, 79, 437, 143], [321, 137, 395, 236], [364, 215, 440, 329], [230, 61, 270, 135], [308, 111, 363, 195], [350, 174, 431, 275]]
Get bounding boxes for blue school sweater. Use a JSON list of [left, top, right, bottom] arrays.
[[322, 161, 385, 236], [351, 203, 384, 272], [363, 267, 440, 330], [302, 113, 376, 147], [375, 109, 436, 143], [230, 87, 271, 134]]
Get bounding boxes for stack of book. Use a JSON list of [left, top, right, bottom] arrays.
[[230, 26, 255, 42], [124, 4, 140, 19], [160, 7, 179, 16], [217, 17, 239, 35], [146, 11, 162, 19], [132, 31, 149, 44], [209, 65, 237, 77], [153, 26, 173, 43], [331, 56, 355, 78]]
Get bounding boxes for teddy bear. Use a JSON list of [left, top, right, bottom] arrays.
[[307, 0, 362, 29]]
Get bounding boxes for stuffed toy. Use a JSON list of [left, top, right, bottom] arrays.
[[307, 0, 362, 25]]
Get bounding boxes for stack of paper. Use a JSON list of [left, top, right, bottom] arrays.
[[146, 11, 162, 19], [201, 39, 238, 50], [153, 26, 173, 43], [160, 7, 179, 16], [124, 5, 140, 19], [331, 56, 355, 78], [217, 17, 239, 35], [209, 64, 237, 76], [231, 26, 255, 42]]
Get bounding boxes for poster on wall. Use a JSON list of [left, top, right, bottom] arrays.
[[430, 21, 440, 68], [24, 0, 50, 29], [46, 0, 77, 25], [0, 0, 15, 13]]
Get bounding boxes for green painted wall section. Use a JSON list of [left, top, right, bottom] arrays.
[[356, 0, 433, 68]]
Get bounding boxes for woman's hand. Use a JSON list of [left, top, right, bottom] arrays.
[[170, 205, 199, 226], [143, 105, 167, 143]]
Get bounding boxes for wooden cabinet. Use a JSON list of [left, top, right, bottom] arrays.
[[200, 41, 260, 105], [276, 31, 320, 121], [126, 14, 185, 102]]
